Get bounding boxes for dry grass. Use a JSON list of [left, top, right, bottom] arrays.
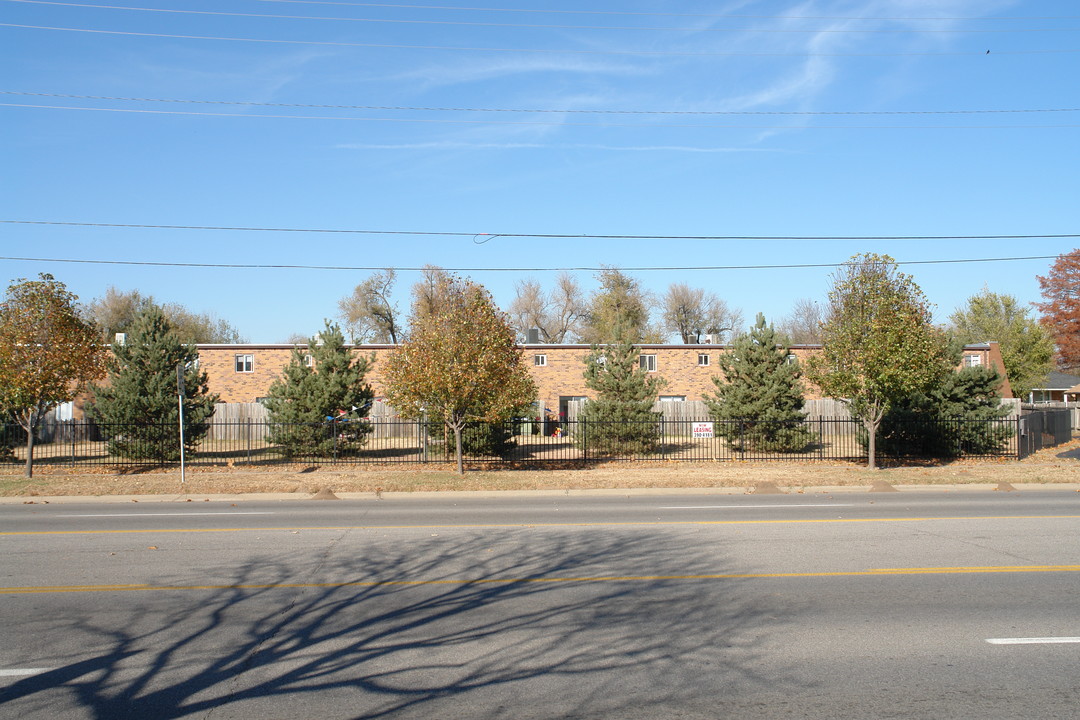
[[3, 436, 1080, 497]]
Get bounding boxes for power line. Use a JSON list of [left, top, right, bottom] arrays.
[[4, 23, 1077, 56], [6, 91, 1078, 117], [5, 220, 1078, 241], [7, 1, 1078, 33], [0, 254, 1062, 272], [250, 0, 1080, 22]]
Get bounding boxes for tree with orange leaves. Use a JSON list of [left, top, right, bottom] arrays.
[[383, 274, 535, 474], [0, 274, 105, 477], [1036, 249, 1080, 372]]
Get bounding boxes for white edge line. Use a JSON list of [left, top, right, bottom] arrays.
[[659, 504, 854, 509], [0, 668, 52, 677], [59, 512, 277, 518], [986, 637, 1080, 645]]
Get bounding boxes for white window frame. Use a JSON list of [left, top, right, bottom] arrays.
[[534, 354, 547, 367], [56, 401, 75, 421], [235, 354, 254, 373], [303, 354, 314, 367], [964, 354, 982, 367], [785, 354, 798, 365], [697, 353, 710, 367], [639, 354, 657, 372]]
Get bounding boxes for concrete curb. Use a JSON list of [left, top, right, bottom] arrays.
[[3, 483, 1079, 504]]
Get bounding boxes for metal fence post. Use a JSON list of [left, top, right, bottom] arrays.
[[582, 418, 587, 462], [818, 417, 824, 461], [332, 421, 338, 464], [660, 418, 666, 460], [1016, 416, 1023, 460], [246, 418, 252, 465], [421, 413, 428, 463]]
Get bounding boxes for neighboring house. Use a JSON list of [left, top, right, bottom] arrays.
[[1027, 371, 1080, 404], [193, 342, 1013, 415]]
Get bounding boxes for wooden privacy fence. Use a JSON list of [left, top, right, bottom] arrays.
[[1018, 408, 1073, 457], [566, 398, 855, 422], [207, 400, 415, 439], [1021, 402, 1080, 430]]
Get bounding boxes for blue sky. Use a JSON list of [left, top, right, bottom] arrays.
[[3, 0, 1078, 342]]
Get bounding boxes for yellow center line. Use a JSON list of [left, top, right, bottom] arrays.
[[2, 514, 1080, 536], [3, 565, 1080, 595]]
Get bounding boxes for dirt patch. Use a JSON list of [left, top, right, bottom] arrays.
[[3, 439, 1080, 497]]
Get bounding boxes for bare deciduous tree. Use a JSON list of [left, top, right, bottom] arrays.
[[579, 267, 656, 344], [410, 265, 455, 326], [660, 283, 743, 344], [508, 272, 586, 343], [776, 298, 824, 345], [85, 287, 246, 344], [338, 269, 402, 344]]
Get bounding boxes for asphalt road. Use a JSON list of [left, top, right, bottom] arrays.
[[1, 489, 1078, 719]]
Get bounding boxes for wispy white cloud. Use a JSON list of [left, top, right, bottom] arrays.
[[336, 141, 791, 153], [131, 47, 336, 103], [390, 55, 655, 91], [677, 0, 1024, 141], [338, 0, 1025, 150]]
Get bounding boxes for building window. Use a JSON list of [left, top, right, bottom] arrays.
[[785, 354, 798, 365], [964, 354, 982, 367], [235, 354, 254, 373], [56, 401, 74, 421], [303, 354, 314, 367], [697, 353, 710, 367], [534, 354, 547, 367], [660, 395, 686, 402], [639, 354, 657, 372]]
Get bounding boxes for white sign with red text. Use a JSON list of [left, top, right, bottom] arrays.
[[692, 422, 714, 438]]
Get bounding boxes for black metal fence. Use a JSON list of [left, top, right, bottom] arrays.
[[0, 414, 1046, 470]]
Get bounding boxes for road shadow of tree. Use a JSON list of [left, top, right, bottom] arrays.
[[2, 529, 796, 719]]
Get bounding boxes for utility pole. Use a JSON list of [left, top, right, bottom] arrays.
[[177, 363, 186, 485]]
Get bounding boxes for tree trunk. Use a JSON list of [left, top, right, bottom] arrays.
[[21, 411, 36, 479], [453, 423, 464, 475], [24, 424, 34, 478], [865, 417, 877, 470], [863, 401, 886, 470]]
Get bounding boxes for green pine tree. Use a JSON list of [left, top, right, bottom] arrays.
[[264, 321, 374, 458], [705, 313, 813, 453], [874, 338, 1012, 458], [578, 323, 666, 456], [88, 306, 218, 460]]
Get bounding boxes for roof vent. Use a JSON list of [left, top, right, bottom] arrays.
[[526, 328, 541, 344]]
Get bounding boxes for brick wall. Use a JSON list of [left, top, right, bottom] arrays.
[[196, 345, 399, 404], [194, 341, 1009, 407]]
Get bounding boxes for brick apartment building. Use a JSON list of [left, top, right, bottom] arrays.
[[194, 341, 1012, 418]]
